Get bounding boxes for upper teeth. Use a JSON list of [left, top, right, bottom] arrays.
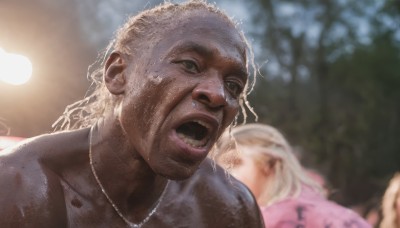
[[193, 120, 211, 131]]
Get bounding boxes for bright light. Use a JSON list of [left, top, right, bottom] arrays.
[[0, 48, 32, 85]]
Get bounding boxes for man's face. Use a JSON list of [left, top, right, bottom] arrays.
[[119, 12, 248, 179]]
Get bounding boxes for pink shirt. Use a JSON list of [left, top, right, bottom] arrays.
[[260, 187, 371, 228]]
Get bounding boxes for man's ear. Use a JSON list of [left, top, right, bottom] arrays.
[[104, 51, 127, 95]]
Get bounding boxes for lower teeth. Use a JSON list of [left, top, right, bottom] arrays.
[[177, 132, 207, 148]]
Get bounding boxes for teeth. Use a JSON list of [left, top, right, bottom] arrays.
[[193, 120, 211, 131], [177, 132, 209, 148]]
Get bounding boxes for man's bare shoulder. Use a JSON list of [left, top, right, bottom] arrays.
[[163, 158, 264, 227], [0, 129, 89, 227], [0, 133, 55, 188], [1, 128, 89, 169], [195, 158, 256, 201], [198, 159, 262, 211]]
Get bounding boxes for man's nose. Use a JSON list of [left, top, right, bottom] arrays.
[[192, 76, 227, 109]]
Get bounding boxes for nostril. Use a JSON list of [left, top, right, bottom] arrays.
[[198, 94, 210, 104]]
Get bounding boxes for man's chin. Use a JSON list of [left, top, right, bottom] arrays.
[[154, 161, 200, 181], [166, 170, 196, 181]]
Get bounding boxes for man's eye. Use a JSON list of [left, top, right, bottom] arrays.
[[181, 60, 199, 73], [226, 81, 243, 97]]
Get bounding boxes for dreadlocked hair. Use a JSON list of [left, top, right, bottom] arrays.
[[53, 0, 257, 131]]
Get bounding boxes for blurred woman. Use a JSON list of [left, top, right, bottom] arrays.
[[380, 172, 400, 228], [216, 123, 371, 227]]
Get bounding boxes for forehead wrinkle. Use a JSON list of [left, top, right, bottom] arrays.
[[157, 13, 247, 63], [165, 40, 214, 59], [167, 41, 213, 59]]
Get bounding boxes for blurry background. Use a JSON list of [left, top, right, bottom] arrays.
[[1, 0, 399, 210]]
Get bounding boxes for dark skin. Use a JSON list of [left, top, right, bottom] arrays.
[[0, 11, 263, 228]]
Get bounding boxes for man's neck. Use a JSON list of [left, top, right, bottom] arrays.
[[89, 119, 169, 222]]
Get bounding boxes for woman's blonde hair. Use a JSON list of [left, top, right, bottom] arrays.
[[380, 172, 400, 228], [216, 123, 322, 206]]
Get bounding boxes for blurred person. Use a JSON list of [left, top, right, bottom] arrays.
[[305, 168, 330, 197], [365, 202, 382, 228], [216, 123, 371, 228], [0, 1, 264, 227], [350, 197, 383, 228], [380, 172, 400, 228]]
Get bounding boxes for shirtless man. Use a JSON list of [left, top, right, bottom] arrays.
[[0, 1, 263, 227]]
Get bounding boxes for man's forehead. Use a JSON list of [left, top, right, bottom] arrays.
[[161, 12, 246, 51], [168, 41, 214, 58], [131, 10, 248, 76], [158, 26, 246, 64]]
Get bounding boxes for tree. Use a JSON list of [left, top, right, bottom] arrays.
[[248, 0, 400, 205]]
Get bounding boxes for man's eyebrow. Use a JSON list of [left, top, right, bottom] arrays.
[[233, 66, 249, 82], [169, 41, 248, 80]]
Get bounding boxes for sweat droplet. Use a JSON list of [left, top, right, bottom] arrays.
[[150, 74, 162, 84]]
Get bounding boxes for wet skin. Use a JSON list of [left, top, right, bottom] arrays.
[[0, 11, 263, 228], [116, 14, 248, 180]]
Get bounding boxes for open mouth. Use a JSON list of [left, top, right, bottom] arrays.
[[176, 120, 211, 148]]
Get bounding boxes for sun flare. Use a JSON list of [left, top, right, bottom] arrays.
[[0, 48, 32, 85]]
